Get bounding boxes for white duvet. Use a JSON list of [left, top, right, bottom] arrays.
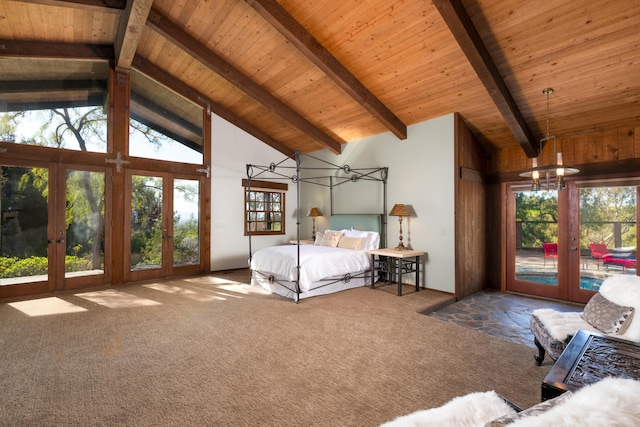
[[250, 244, 371, 291]]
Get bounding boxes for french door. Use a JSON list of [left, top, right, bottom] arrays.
[[507, 180, 639, 303], [124, 170, 203, 282], [0, 161, 110, 298]]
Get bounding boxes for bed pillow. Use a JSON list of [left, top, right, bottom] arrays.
[[320, 230, 343, 247], [581, 292, 635, 334], [314, 232, 324, 245], [343, 229, 380, 250], [365, 231, 380, 250], [337, 236, 365, 250]]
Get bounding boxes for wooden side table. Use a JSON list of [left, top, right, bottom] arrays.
[[368, 248, 426, 296], [541, 329, 640, 400]]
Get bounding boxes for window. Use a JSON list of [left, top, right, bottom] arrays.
[[0, 58, 109, 153], [242, 179, 287, 235], [129, 68, 204, 165]]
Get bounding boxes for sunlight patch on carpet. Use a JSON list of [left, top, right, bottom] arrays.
[[217, 283, 271, 295], [8, 297, 88, 317], [75, 289, 162, 309], [143, 283, 225, 301]]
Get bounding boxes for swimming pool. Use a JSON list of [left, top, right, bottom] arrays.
[[516, 274, 603, 291]]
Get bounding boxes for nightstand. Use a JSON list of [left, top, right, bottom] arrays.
[[368, 248, 426, 296]]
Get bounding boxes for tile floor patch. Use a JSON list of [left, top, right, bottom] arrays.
[[425, 290, 583, 347]]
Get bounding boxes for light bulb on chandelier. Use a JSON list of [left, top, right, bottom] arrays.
[[519, 88, 579, 191]]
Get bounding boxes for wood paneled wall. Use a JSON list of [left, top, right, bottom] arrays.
[[489, 127, 640, 176], [454, 113, 498, 300]]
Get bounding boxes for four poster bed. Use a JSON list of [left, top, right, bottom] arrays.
[[246, 151, 388, 302]]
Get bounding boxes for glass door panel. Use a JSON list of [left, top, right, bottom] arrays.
[[578, 186, 637, 293], [126, 172, 203, 281], [511, 189, 560, 296], [173, 178, 200, 267], [64, 169, 106, 284], [0, 165, 49, 287], [130, 174, 164, 272]]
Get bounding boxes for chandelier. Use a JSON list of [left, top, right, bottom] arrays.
[[519, 88, 579, 191]]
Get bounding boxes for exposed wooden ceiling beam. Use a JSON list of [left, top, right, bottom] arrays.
[[146, 8, 342, 155], [11, 0, 124, 13], [131, 56, 295, 157], [0, 40, 113, 59], [114, 0, 153, 70], [245, 0, 407, 140], [433, 0, 538, 158]]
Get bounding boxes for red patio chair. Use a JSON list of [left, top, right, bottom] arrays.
[[542, 243, 558, 267], [589, 243, 610, 270]]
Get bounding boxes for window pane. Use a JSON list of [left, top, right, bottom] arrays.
[[0, 166, 49, 285], [0, 58, 109, 153], [580, 186, 637, 291], [173, 178, 200, 267], [65, 170, 105, 277], [129, 69, 203, 165], [514, 190, 559, 285], [244, 188, 285, 235], [130, 175, 163, 271]]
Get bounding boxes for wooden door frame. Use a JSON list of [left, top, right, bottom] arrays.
[[58, 163, 113, 291], [506, 184, 562, 299], [506, 180, 639, 303], [124, 170, 206, 282]]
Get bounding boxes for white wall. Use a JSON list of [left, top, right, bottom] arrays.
[[209, 114, 298, 271], [210, 113, 456, 294]]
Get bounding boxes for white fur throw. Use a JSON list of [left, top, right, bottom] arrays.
[[599, 275, 640, 342], [380, 391, 516, 427], [532, 309, 600, 342], [508, 378, 640, 426]]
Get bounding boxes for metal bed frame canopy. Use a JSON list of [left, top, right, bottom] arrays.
[[246, 150, 388, 301]]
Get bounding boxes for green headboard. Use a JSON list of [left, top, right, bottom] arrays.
[[330, 214, 382, 234]]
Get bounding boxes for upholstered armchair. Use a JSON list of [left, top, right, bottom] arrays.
[[530, 275, 640, 366]]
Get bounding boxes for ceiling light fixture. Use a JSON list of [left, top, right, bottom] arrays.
[[519, 88, 579, 191]]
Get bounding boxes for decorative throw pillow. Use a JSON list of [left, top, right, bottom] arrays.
[[314, 232, 324, 245], [320, 230, 343, 247], [582, 292, 635, 334], [337, 236, 365, 250]]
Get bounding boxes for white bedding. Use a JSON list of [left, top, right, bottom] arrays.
[[250, 244, 371, 292]]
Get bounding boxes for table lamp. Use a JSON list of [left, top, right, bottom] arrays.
[[307, 207, 322, 240], [389, 204, 410, 250]]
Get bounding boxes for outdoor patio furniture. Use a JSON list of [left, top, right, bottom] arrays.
[[530, 275, 640, 365], [602, 255, 637, 271], [588, 242, 636, 271], [542, 243, 558, 267]]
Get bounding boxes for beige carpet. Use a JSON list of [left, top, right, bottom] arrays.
[[0, 270, 551, 426]]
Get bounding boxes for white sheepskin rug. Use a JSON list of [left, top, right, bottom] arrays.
[[379, 391, 516, 427], [508, 378, 640, 427]]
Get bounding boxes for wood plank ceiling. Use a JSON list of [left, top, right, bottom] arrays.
[[0, 0, 639, 159]]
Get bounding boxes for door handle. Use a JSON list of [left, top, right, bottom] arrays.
[[569, 245, 578, 251], [57, 238, 65, 243]]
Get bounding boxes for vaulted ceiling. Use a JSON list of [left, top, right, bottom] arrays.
[[1, 0, 639, 159]]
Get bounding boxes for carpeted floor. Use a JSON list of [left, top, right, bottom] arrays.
[[0, 271, 553, 426], [425, 290, 584, 347]]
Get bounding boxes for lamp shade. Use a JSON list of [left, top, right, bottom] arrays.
[[307, 207, 322, 217], [389, 204, 409, 217]]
